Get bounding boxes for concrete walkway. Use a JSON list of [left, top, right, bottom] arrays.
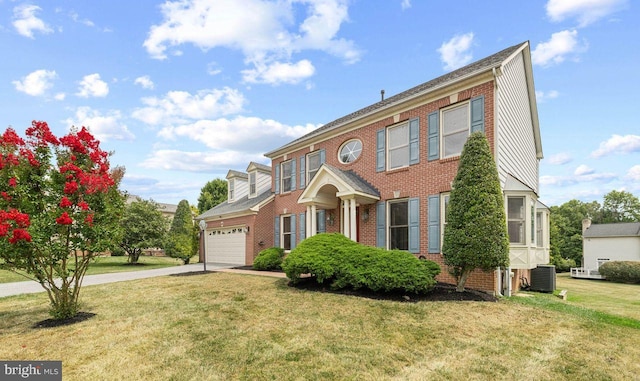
[[0, 263, 242, 298]]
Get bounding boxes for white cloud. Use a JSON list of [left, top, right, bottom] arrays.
[[64, 107, 135, 142], [54, 93, 66, 101], [574, 164, 594, 176], [70, 12, 95, 27], [437, 33, 474, 71], [12, 69, 57, 96], [547, 152, 572, 165], [132, 87, 245, 125], [12, 4, 53, 38], [627, 165, 640, 181], [76, 74, 109, 98], [158, 116, 318, 152], [591, 134, 640, 158], [143, 0, 360, 84], [531, 30, 584, 67], [207, 62, 222, 76], [242, 59, 315, 85], [139, 149, 267, 172], [401, 0, 412, 10], [546, 0, 628, 27], [536, 90, 559, 102], [134, 75, 155, 90]]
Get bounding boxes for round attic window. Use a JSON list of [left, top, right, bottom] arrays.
[[339, 139, 362, 164]]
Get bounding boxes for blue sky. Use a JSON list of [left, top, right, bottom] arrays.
[[1, 0, 638, 208]]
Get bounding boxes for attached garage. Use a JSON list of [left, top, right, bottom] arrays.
[[205, 226, 247, 265]]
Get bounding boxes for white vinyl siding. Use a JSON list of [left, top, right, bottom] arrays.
[[496, 51, 539, 193]]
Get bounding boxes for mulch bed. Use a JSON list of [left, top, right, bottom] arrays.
[[33, 312, 96, 329], [289, 277, 498, 302]]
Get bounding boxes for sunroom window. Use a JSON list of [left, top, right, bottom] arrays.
[[507, 197, 525, 244]]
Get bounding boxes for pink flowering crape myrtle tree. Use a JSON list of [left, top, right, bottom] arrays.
[[0, 121, 124, 319]]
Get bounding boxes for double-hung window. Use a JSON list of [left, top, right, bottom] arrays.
[[507, 197, 525, 244], [389, 200, 409, 250], [228, 179, 235, 201], [442, 103, 470, 158], [387, 124, 409, 170], [282, 215, 292, 250], [307, 151, 321, 184], [536, 211, 543, 247], [281, 161, 293, 193], [249, 172, 256, 197]]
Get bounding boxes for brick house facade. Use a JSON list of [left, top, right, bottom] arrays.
[[198, 41, 550, 295]]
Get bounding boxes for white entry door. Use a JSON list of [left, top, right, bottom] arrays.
[[205, 227, 246, 265]]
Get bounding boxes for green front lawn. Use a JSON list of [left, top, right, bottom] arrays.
[[1, 272, 639, 380], [0, 255, 193, 284]]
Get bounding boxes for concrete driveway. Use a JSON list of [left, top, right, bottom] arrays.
[[0, 263, 237, 298]]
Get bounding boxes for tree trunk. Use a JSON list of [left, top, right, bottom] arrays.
[[456, 270, 472, 292]]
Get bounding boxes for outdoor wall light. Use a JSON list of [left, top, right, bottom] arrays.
[[361, 207, 370, 222], [327, 212, 335, 226]]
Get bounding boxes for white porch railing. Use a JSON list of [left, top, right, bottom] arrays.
[[570, 267, 605, 280]]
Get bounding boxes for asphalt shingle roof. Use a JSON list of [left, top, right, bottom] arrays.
[[266, 41, 526, 157], [584, 222, 640, 238], [197, 189, 273, 220], [321, 163, 380, 197]]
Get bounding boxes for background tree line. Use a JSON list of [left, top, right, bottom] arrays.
[[550, 190, 640, 270]]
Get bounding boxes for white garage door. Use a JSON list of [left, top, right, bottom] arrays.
[[205, 227, 246, 265]]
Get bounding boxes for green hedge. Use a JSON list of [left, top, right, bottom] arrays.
[[282, 233, 441, 294], [599, 261, 640, 284], [252, 247, 285, 271]]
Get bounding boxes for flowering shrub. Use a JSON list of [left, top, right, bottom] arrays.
[[0, 121, 123, 319]]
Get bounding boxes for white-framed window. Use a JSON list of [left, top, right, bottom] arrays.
[[440, 193, 450, 249], [531, 205, 535, 244], [228, 179, 235, 201], [536, 211, 543, 247], [282, 215, 292, 251], [507, 196, 525, 244], [441, 102, 470, 158], [249, 172, 256, 197], [281, 160, 293, 193], [339, 139, 362, 164], [389, 200, 409, 250], [307, 151, 321, 184], [387, 123, 409, 170]]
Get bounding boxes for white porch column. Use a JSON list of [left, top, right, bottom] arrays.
[[340, 200, 345, 236], [310, 204, 317, 236], [349, 198, 357, 241], [306, 205, 312, 238], [342, 199, 350, 239]]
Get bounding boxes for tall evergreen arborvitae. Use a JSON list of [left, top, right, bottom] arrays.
[[165, 199, 197, 264], [442, 132, 509, 292]]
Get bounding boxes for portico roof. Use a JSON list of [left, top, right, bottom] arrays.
[[298, 164, 380, 208]]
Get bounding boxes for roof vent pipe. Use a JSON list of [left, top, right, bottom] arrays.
[[381, 89, 385, 101]]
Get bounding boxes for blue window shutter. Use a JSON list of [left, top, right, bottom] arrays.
[[299, 212, 306, 240], [470, 96, 485, 133], [317, 210, 326, 233], [319, 149, 326, 164], [408, 197, 420, 253], [409, 117, 420, 165], [376, 201, 386, 248], [290, 160, 296, 191], [274, 216, 280, 248], [299, 155, 306, 189], [428, 111, 439, 161], [428, 195, 440, 253], [376, 129, 385, 172], [274, 164, 280, 194], [290, 214, 297, 249]]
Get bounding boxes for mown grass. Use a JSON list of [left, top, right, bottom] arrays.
[[0, 256, 190, 284], [1, 272, 639, 380]]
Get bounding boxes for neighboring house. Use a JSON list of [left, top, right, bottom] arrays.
[[572, 219, 640, 279], [198, 41, 550, 294]]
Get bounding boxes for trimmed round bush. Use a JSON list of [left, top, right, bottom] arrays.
[[599, 261, 640, 284], [282, 233, 441, 294], [252, 247, 285, 271]]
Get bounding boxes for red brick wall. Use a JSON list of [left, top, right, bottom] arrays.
[[270, 81, 499, 291]]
